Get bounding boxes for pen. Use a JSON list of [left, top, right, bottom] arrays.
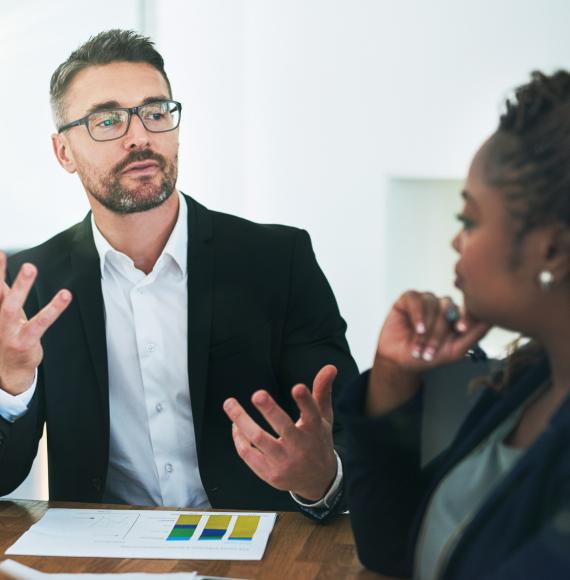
[[443, 303, 487, 362]]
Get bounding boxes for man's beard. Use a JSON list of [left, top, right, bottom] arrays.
[[81, 150, 178, 215]]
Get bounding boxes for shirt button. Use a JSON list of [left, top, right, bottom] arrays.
[[165, 463, 173, 473], [146, 342, 156, 353], [156, 403, 164, 413]]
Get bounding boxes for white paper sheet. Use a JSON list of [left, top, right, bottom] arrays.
[[0, 560, 198, 580], [5, 509, 277, 561], [0, 560, 243, 580]]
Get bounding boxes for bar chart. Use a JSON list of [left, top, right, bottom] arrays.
[[165, 513, 263, 543], [7, 509, 277, 560]]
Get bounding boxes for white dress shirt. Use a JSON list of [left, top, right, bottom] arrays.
[[92, 191, 209, 508], [0, 192, 207, 507]]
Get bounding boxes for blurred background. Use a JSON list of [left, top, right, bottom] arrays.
[[1, 0, 568, 499]]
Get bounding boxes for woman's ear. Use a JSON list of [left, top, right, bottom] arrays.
[[542, 224, 570, 283], [51, 133, 77, 174]]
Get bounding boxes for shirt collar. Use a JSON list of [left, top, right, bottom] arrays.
[[91, 190, 188, 279]]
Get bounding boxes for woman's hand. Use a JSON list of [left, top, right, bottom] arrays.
[[366, 291, 490, 416]]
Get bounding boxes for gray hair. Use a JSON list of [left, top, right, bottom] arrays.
[[50, 29, 172, 128]]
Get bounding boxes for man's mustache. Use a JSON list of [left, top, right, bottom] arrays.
[[113, 150, 167, 175]]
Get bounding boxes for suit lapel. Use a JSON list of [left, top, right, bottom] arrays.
[[69, 215, 110, 430], [184, 194, 214, 452]]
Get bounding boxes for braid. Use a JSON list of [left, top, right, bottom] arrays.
[[481, 70, 570, 391]]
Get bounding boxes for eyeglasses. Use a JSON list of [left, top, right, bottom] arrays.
[[57, 100, 182, 142]]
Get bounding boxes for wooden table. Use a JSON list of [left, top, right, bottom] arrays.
[[0, 501, 393, 579]]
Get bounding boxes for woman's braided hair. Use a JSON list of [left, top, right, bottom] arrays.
[[479, 71, 570, 390]]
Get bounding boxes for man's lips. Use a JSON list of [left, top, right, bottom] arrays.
[[121, 160, 161, 176]]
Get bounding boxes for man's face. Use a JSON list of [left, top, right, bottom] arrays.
[[54, 61, 179, 214]]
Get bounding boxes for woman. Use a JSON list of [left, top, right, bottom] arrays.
[[342, 70, 570, 579]]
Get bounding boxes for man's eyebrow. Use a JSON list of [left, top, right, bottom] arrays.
[[85, 96, 171, 115], [86, 100, 122, 114]]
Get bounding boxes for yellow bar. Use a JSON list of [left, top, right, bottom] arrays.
[[176, 515, 202, 526], [204, 515, 232, 530], [229, 515, 260, 539]]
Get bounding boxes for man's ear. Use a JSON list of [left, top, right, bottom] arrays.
[[51, 133, 77, 174], [542, 224, 570, 283]]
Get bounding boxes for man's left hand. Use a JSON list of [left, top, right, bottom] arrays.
[[223, 364, 338, 502]]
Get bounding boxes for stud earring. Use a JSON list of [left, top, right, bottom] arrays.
[[538, 270, 554, 291]]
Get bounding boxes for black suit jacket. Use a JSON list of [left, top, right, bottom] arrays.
[[0, 194, 358, 512]]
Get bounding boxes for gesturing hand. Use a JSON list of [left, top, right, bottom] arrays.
[[223, 364, 338, 502], [0, 252, 72, 395]]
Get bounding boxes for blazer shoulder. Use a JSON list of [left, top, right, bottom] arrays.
[[209, 207, 306, 246], [7, 219, 87, 275]]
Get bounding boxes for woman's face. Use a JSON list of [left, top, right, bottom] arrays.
[[452, 139, 550, 334]]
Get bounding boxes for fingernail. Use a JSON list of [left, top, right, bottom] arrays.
[[456, 321, 467, 332], [416, 322, 426, 334], [411, 348, 421, 359], [60, 290, 71, 301], [422, 349, 434, 362], [256, 393, 268, 405], [23, 264, 34, 277]]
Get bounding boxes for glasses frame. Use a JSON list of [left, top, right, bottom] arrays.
[[57, 100, 182, 142]]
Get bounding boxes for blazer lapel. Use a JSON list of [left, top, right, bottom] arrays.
[[441, 359, 550, 472], [184, 194, 214, 452], [69, 214, 110, 431]]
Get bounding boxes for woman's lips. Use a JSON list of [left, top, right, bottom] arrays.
[[454, 270, 464, 290]]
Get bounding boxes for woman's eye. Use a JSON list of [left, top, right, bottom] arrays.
[[455, 213, 475, 230]]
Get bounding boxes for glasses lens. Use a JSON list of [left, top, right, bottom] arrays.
[[88, 110, 129, 141], [140, 101, 180, 132]]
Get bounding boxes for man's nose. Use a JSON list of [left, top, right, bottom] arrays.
[[122, 114, 151, 149]]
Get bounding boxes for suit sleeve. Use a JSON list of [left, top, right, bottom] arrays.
[[0, 378, 45, 496], [0, 265, 46, 496], [340, 370, 425, 577], [277, 229, 359, 517]]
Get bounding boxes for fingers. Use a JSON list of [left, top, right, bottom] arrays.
[[250, 389, 297, 439], [223, 397, 280, 455], [0, 264, 37, 328], [20, 290, 72, 346], [400, 290, 427, 335], [448, 319, 491, 359], [403, 291, 442, 359], [311, 364, 337, 424], [398, 291, 488, 365], [421, 297, 456, 362], [291, 383, 322, 429], [231, 424, 268, 477]]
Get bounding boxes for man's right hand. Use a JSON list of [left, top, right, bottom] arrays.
[[0, 251, 72, 395]]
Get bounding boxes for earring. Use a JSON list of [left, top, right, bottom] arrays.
[[538, 270, 554, 291]]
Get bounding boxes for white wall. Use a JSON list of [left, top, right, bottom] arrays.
[[0, 0, 141, 251], [1, 0, 569, 499], [158, 0, 570, 366]]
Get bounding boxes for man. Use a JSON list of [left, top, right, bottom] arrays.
[[0, 30, 357, 519]]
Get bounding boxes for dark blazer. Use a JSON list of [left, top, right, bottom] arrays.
[[0, 194, 358, 512], [341, 359, 570, 579]]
